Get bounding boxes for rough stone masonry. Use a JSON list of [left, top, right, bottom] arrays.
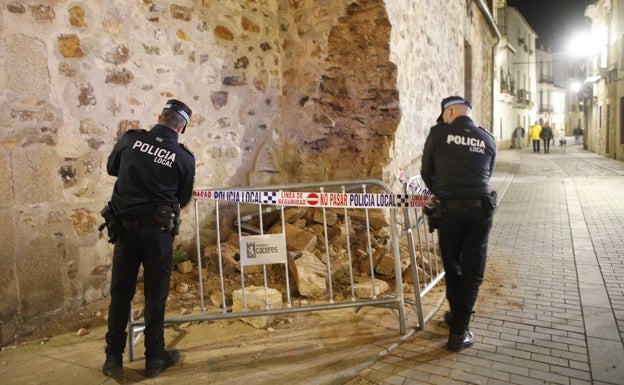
[[0, 0, 496, 344]]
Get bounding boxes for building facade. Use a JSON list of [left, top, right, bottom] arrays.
[[583, 0, 624, 160], [536, 48, 566, 136], [493, 3, 537, 148]]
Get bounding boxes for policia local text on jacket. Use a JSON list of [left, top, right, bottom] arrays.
[[102, 99, 195, 379], [108, 124, 195, 217], [420, 96, 497, 352]]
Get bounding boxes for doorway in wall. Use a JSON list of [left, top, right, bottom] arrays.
[[606, 104, 611, 158], [620, 97, 624, 147]]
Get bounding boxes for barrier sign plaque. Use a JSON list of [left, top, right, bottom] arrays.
[[239, 233, 287, 266]]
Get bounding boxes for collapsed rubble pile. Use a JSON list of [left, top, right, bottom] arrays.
[[191, 206, 441, 311], [15, 204, 442, 343]]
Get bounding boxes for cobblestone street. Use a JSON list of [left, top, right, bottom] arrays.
[[351, 143, 624, 385]]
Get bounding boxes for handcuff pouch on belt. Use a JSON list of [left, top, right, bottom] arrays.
[[151, 202, 181, 235], [423, 198, 442, 233], [98, 201, 120, 244], [172, 202, 181, 235], [482, 190, 497, 217]]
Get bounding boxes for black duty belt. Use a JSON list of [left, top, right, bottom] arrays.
[[121, 216, 151, 226], [441, 198, 482, 209]]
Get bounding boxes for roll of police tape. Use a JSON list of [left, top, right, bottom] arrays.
[[192, 189, 432, 208]]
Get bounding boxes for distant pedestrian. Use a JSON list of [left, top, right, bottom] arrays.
[[512, 126, 524, 149], [529, 120, 542, 153], [573, 126, 583, 145], [558, 129, 567, 146], [421, 95, 497, 352], [540, 121, 553, 154]]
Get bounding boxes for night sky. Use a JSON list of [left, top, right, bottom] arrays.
[[506, 0, 590, 50]]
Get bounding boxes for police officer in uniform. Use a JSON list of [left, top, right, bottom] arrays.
[[420, 96, 496, 351], [101, 99, 195, 377]]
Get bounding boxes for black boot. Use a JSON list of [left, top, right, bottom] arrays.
[[102, 354, 123, 377], [103, 331, 126, 377], [447, 331, 475, 352], [145, 349, 180, 378]]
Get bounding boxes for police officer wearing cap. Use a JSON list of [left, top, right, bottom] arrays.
[[102, 99, 195, 378], [420, 95, 497, 352]]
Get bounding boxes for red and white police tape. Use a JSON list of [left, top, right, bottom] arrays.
[[192, 189, 432, 208]]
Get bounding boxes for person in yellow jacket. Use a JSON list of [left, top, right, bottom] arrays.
[[529, 120, 542, 153]]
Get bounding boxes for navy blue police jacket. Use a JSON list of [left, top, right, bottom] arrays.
[[420, 116, 496, 200], [107, 124, 195, 217]]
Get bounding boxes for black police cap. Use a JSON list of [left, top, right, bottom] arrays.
[[163, 99, 192, 125], [436, 96, 472, 123]]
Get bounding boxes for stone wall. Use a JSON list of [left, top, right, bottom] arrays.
[[385, 0, 496, 181], [0, 0, 496, 344]]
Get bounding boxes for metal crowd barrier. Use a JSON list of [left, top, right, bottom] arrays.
[[127, 178, 443, 361], [399, 175, 445, 329]]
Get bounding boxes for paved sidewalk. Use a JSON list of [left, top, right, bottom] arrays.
[[0, 306, 403, 385], [350, 144, 624, 385], [1, 144, 623, 385]]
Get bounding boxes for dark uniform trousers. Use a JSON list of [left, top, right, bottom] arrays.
[[105, 217, 174, 359], [438, 202, 492, 335]]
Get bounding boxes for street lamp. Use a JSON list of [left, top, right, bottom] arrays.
[[570, 81, 582, 93], [565, 30, 601, 58]]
